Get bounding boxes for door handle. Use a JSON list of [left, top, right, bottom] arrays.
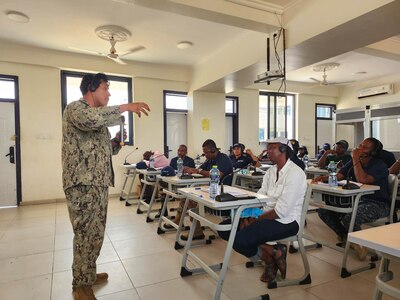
[[5, 146, 15, 164]]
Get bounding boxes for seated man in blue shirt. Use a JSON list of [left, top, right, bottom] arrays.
[[180, 139, 233, 240], [229, 143, 259, 169], [162, 145, 195, 228], [169, 144, 195, 170], [317, 139, 352, 169], [312, 137, 390, 261]]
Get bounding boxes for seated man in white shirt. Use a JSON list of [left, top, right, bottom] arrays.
[[218, 137, 307, 283]]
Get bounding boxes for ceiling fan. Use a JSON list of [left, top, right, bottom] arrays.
[[309, 62, 340, 86], [70, 25, 145, 65]]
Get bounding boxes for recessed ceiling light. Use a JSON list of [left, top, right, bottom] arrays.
[[176, 41, 193, 49], [6, 11, 30, 23]]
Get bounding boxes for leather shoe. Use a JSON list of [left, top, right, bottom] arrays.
[[163, 223, 175, 229], [180, 233, 205, 241], [72, 286, 97, 300], [93, 273, 108, 285]]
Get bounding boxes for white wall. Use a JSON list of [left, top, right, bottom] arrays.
[[187, 91, 226, 157], [228, 88, 262, 154]]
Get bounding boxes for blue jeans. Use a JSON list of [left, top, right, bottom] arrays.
[[218, 218, 299, 258]]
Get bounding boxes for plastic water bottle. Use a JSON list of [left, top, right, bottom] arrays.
[[303, 154, 309, 168], [327, 161, 338, 187], [209, 165, 220, 199], [149, 154, 155, 169], [177, 157, 183, 177]]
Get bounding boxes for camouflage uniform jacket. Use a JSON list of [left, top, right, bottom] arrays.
[[62, 99, 123, 191]]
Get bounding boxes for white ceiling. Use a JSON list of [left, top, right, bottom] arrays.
[[1, 0, 399, 88]]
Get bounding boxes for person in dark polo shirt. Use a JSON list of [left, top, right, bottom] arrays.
[[230, 143, 260, 169], [169, 144, 195, 170], [289, 139, 306, 170]]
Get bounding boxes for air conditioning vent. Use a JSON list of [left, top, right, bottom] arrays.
[[358, 84, 393, 99]]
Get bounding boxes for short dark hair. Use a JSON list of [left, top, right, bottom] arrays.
[[178, 144, 188, 151], [80, 73, 109, 95], [202, 139, 217, 150]]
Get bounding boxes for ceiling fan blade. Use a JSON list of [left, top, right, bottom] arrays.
[[68, 46, 105, 56], [119, 46, 146, 57], [330, 80, 355, 85], [107, 55, 127, 65], [309, 77, 321, 84]]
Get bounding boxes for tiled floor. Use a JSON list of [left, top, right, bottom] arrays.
[[0, 197, 398, 300]]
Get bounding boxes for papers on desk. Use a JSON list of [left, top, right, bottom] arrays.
[[191, 173, 205, 178], [338, 180, 363, 187], [316, 180, 363, 187]]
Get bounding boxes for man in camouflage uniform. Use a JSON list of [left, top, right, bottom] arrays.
[[62, 73, 149, 300]]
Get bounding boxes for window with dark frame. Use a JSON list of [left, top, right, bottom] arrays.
[[61, 71, 133, 145], [225, 96, 239, 146], [163, 91, 188, 157], [316, 104, 335, 120], [259, 92, 295, 141]]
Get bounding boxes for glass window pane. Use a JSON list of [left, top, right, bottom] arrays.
[[276, 96, 286, 137], [225, 99, 234, 113], [317, 105, 332, 118], [64, 74, 132, 144], [166, 94, 188, 110], [259, 93, 295, 141], [0, 79, 15, 99], [259, 95, 268, 141], [286, 95, 294, 139], [269, 97, 275, 138]]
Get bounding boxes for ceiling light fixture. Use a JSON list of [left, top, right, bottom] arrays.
[[176, 41, 193, 49], [6, 11, 30, 23], [313, 62, 340, 72]]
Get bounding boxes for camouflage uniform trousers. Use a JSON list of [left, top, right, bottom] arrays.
[[318, 199, 390, 236], [65, 185, 109, 287]]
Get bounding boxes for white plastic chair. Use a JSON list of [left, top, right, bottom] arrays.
[[247, 183, 313, 291], [367, 174, 399, 226]]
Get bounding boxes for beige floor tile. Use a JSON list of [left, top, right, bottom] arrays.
[[53, 242, 120, 272], [106, 222, 158, 242], [122, 249, 184, 287], [106, 214, 146, 229], [55, 221, 73, 236], [0, 220, 12, 231], [112, 235, 172, 260], [0, 235, 54, 260], [0, 251, 53, 283], [1, 225, 55, 242], [0, 207, 18, 221], [274, 290, 322, 300], [97, 289, 140, 300], [7, 215, 55, 229], [305, 275, 382, 300], [0, 274, 52, 300], [136, 275, 231, 300], [14, 204, 56, 219]]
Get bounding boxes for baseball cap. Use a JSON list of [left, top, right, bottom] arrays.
[[136, 161, 147, 169], [232, 143, 245, 150], [161, 166, 175, 176], [266, 137, 293, 150], [336, 140, 349, 150]]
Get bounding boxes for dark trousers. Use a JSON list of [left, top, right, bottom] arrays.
[[318, 199, 390, 235], [218, 218, 299, 258]]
